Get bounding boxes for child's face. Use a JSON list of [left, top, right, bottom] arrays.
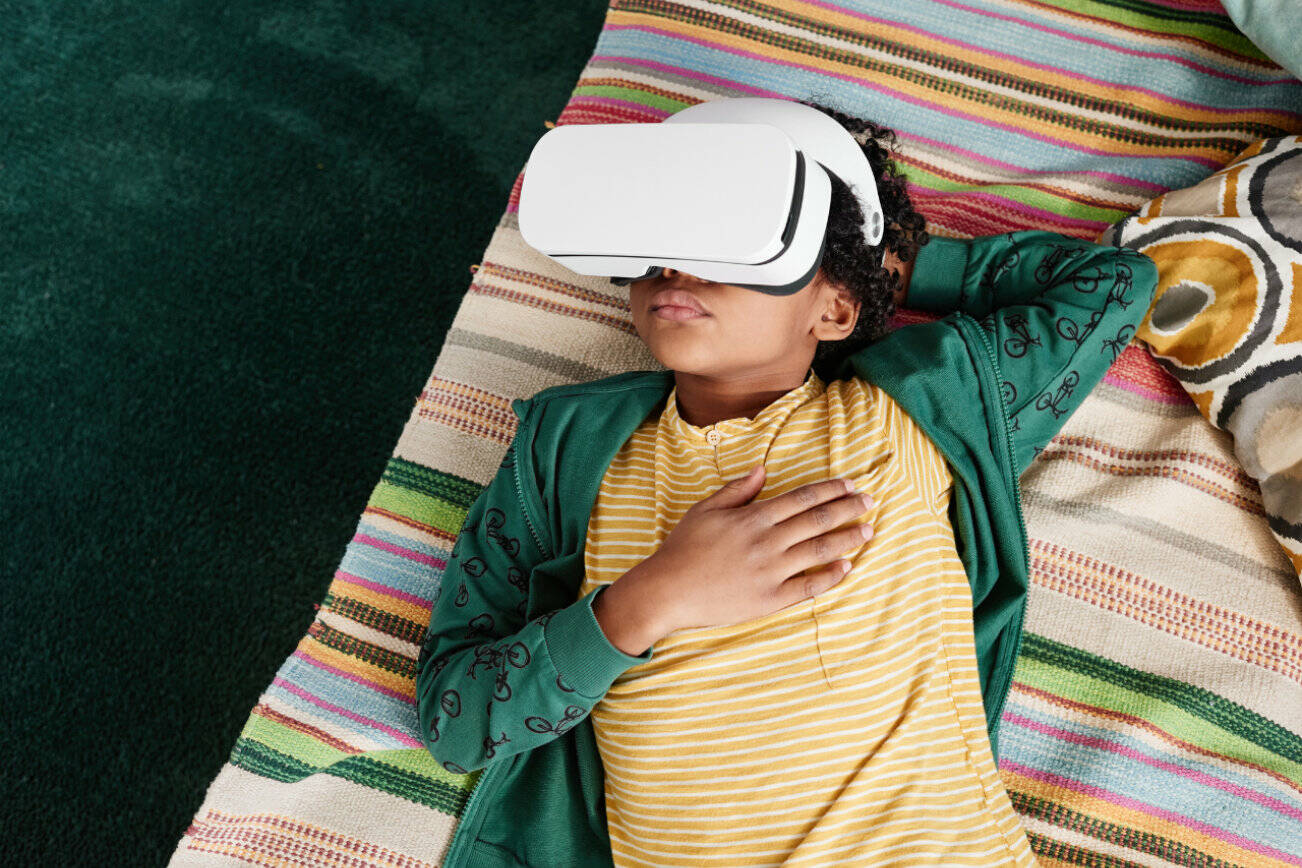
[[626, 266, 859, 377]]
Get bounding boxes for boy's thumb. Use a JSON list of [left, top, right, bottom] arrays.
[[713, 464, 765, 503]]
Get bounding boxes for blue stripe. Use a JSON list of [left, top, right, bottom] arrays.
[[999, 706, 1302, 855]]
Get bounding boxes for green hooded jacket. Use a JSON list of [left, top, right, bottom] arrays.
[[417, 231, 1157, 867]]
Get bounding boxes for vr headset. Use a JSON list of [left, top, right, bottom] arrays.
[[516, 97, 885, 296]]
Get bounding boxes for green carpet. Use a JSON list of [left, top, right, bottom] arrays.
[[0, 2, 609, 863]]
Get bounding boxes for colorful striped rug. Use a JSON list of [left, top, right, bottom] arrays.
[[172, 0, 1302, 865]]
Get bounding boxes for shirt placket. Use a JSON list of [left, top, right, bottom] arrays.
[[704, 421, 766, 481]]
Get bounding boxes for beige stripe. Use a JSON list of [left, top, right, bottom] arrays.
[[170, 763, 454, 867], [393, 417, 510, 485], [316, 608, 421, 660], [436, 334, 612, 393], [1026, 387, 1300, 606]]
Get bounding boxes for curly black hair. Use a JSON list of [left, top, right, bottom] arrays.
[[797, 97, 929, 367]]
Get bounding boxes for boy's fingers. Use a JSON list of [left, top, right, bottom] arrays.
[[754, 478, 857, 527]]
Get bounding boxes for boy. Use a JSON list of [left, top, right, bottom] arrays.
[[416, 100, 1158, 866]]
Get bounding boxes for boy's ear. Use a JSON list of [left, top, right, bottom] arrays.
[[816, 282, 860, 337]]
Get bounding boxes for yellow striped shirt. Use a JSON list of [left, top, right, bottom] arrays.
[[579, 367, 1035, 866]]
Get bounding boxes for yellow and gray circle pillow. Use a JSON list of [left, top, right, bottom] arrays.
[[1100, 135, 1302, 580]]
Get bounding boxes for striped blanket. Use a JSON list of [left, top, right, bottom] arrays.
[[172, 1, 1302, 865]]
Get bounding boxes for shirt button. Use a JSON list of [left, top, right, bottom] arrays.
[[706, 429, 722, 445]]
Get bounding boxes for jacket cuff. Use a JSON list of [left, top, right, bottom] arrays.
[[544, 585, 653, 700], [906, 237, 970, 313]]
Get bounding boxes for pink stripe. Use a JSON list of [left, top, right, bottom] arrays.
[[352, 532, 446, 570], [271, 677, 423, 748], [898, 130, 1170, 194], [599, 31, 1224, 169], [1004, 712, 1302, 823], [909, 186, 1108, 231], [802, 0, 1295, 87], [1002, 760, 1302, 865], [1140, 0, 1226, 11], [599, 12, 1292, 117], [333, 570, 433, 611], [1103, 373, 1195, 405], [291, 651, 414, 703]]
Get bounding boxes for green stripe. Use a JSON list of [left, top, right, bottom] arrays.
[[897, 162, 1131, 224], [368, 474, 474, 534], [1016, 632, 1302, 773], [310, 622, 417, 679], [323, 591, 428, 645], [381, 457, 483, 509], [1026, 830, 1146, 868], [241, 712, 348, 768], [230, 739, 476, 814], [1040, 0, 1255, 44], [1010, 790, 1232, 867], [1014, 652, 1302, 787], [231, 738, 317, 783], [326, 754, 471, 814], [571, 84, 688, 115]]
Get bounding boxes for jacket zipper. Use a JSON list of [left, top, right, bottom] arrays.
[[443, 759, 506, 866], [961, 313, 1030, 737], [510, 408, 553, 561]]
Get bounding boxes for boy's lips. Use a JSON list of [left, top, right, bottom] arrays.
[[652, 305, 708, 321], [649, 289, 709, 316]]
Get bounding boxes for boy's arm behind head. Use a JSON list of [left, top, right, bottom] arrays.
[[908, 232, 1158, 475]]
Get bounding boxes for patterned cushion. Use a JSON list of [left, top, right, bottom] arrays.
[[1102, 135, 1302, 577]]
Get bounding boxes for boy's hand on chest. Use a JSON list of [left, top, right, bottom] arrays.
[[605, 466, 875, 644]]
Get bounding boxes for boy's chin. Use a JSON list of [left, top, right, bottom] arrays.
[[645, 343, 717, 374]]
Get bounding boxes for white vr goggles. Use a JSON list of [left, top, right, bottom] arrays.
[[516, 97, 885, 296]]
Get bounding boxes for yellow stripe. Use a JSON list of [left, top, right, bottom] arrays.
[[331, 578, 432, 625], [581, 370, 1034, 864], [299, 637, 414, 700]]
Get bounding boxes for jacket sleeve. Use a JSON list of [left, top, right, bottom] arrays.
[[905, 231, 1158, 477], [415, 410, 654, 775]]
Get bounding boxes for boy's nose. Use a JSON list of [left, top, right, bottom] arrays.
[[661, 267, 708, 283]]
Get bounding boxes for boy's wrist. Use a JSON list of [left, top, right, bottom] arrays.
[[593, 563, 673, 655], [898, 255, 914, 301], [885, 249, 916, 308]]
